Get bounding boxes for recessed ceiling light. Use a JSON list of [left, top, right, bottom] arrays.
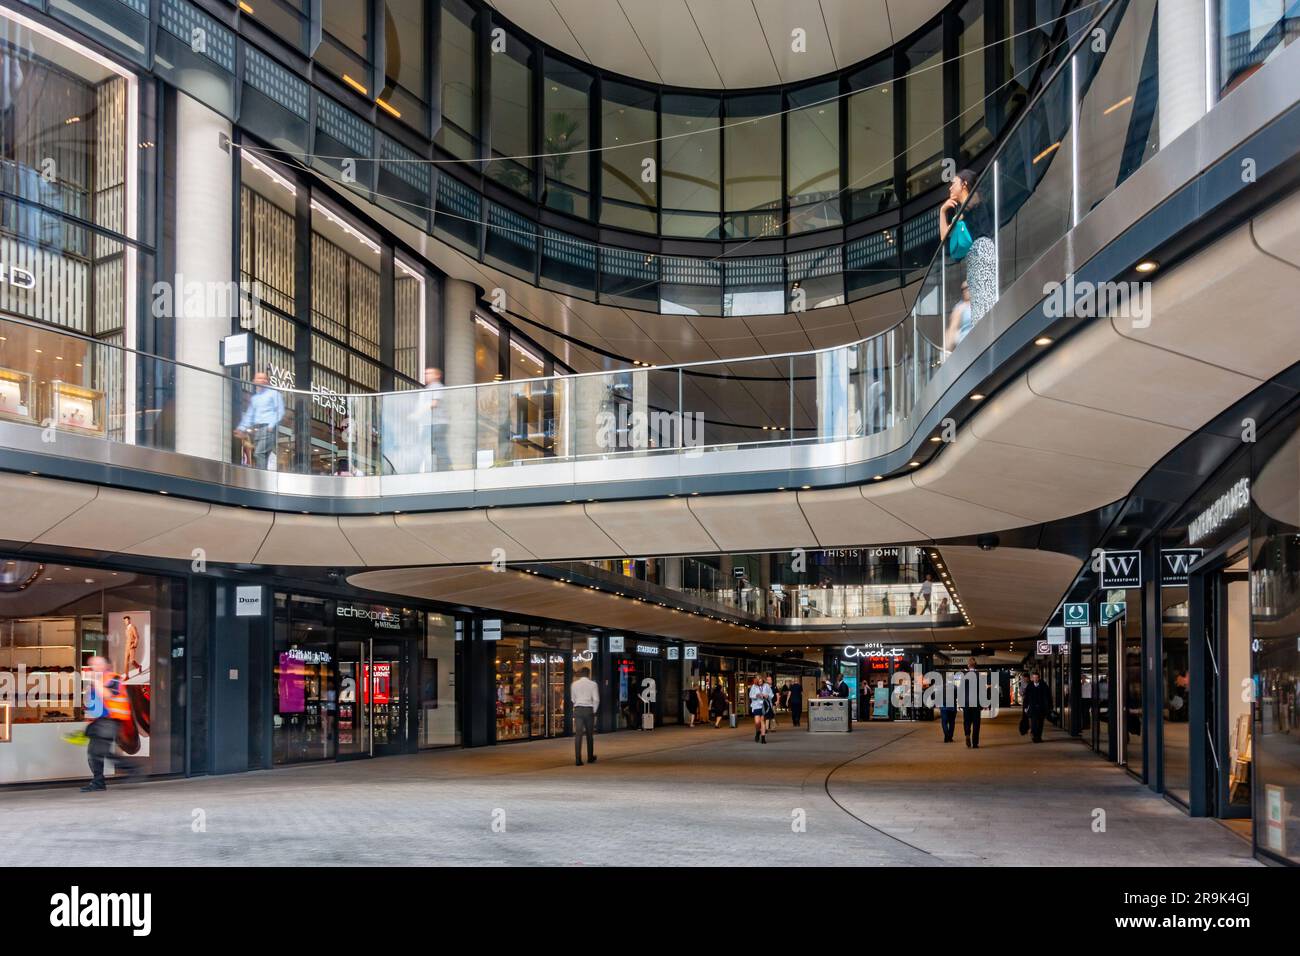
[[929, 436, 942, 443], [873, 475, 884, 481], [1135, 259, 1159, 273], [1034, 336, 1053, 346], [969, 392, 985, 401], [908, 460, 920, 467]]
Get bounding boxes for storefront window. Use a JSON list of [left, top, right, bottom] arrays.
[[419, 614, 460, 748], [661, 94, 720, 238], [273, 594, 424, 764], [846, 57, 895, 218], [317, 0, 372, 92], [436, 0, 479, 159], [1250, 419, 1300, 862], [0, 557, 184, 784], [473, 312, 501, 383], [957, 0, 992, 164], [493, 634, 526, 740], [902, 22, 945, 199], [380, 0, 429, 131], [486, 28, 534, 195], [786, 82, 841, 234], [542, 57, 591, 218], [1161, 586, 1190, 804], [723, 93, 781, 238], [600, 81, 657, 232], [1219, 0, 1300, 96]]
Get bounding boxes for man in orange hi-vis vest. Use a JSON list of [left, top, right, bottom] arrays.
[[81, 656, 132, 793]]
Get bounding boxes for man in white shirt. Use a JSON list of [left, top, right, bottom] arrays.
[[570, 666, 600, 766]]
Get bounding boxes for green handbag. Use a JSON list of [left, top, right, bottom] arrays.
[[948, 219, 973, 261]]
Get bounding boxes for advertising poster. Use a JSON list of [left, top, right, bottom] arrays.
[[106, 611, 151, 759]]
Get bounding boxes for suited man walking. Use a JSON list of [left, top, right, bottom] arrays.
[[1023, 670, 1053, 743], [960, 658, 983, 748]]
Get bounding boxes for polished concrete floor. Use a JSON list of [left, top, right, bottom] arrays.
[[0, 715, 1260, 867]]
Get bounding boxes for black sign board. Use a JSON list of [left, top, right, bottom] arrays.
[[1161, 548, 1204, 587], [1100, 550, 1142, 589]]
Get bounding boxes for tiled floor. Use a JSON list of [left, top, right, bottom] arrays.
[[0, 715, 1259, 867]]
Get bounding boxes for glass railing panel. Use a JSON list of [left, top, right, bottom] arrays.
[[230, 376, 297, 474], [573, 368, 632, 458], [474, 376, 563, 467], [995, 65, 1075, 298], [1218, 0, 1300, 97], [1076, 0, 1160, 219], [685, 356, 792, 450]]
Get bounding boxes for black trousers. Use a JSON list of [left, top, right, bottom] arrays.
[[962, 707, 982, 746], [940, 707, 956, 741], [1030, 714, 1046, 742], [573, 705, 595, 762], [86, 717, 116, 785]]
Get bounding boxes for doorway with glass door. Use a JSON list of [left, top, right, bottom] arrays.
[[337, 637, 416, 758]]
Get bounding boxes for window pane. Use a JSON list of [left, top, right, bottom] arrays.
[[474, 313, 502, 383], [543, 56, 591, 217], [902, 24, 944, 199], [724, 93, 781, 238], [436, 0, 478, 158], [600, 81, 657, 232], [662, 93, 720, 238], [318, 0, 370, 87], [381, 0, 426, 128], [958, 0, 991, 165], [487, 29, 534, 195], [786, 81, 841, 233], [323, 0, 369, 56], [847, 58, 895, 218]]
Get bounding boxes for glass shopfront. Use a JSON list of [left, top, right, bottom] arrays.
[[614, 638, 680, 731], [0, 556, 184, 785], [491, 623, 600, 742], [271, 593, 453, 764]]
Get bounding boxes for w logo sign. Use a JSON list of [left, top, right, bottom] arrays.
[[1100, 550, 1142, 588], [1161, 548, 1203, 587]]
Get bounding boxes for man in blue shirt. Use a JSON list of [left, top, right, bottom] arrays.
[[233, 371, 285, 469]]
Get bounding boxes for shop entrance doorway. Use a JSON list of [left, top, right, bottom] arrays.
[[337, 638, 416, 759], [1192, 550, 1253, 825], [528, 647, 571, 739]]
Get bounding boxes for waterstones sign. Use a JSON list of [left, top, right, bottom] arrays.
[[1188, 478, 1250, 546]]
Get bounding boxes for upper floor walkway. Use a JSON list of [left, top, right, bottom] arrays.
[[3, 0, 1300, 569]]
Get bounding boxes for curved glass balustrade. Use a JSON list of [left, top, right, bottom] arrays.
[[0, 0, 1221, 503]]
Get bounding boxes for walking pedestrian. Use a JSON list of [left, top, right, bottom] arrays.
[[80, 657, 131, 792], [710, 682, 729, 728], [961, 658, 982, 748], [570, 666, 599, 766], [232, 371, 285, 470], [1024, 670, 1052, 743], [749, 676, 772, 744], [684, 684, 699, 727]]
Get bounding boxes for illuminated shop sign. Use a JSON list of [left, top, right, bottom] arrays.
[[336, 603, 402, 630], [529, 650, 595, 665], [635, 643, 661, 656], [284, 648, 332, 664], [842, 643, 905, 659], [1188, 478, 1250, 546]]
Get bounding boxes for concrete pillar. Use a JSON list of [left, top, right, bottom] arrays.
[[631, 368, 649, 450], [173, 94, 233, 461], [1157, 2, 1209, 148], [663, 557, 682, 590], [441, 277, 478, 386], [441, 277, 478, 468]]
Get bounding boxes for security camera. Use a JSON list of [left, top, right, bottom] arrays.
[[977, 534, 999, 552]]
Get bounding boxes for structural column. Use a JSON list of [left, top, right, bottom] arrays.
[[441, 277, 478, 467], [173, 94, 233, 461]]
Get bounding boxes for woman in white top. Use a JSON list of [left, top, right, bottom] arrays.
[[749, 676, 772, 744]]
